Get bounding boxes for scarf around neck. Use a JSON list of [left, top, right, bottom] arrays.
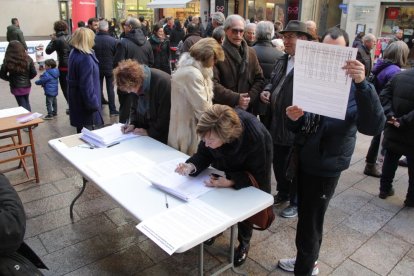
[[222, 38, 249, 74]]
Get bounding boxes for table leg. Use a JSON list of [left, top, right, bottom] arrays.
[[199, 242, 204, 276], [27, 125, 40, 183], [70, 177, 87, 220]]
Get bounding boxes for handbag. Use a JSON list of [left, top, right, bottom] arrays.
[[246, 172, 275, 230]]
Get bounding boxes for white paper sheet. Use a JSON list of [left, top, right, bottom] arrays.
[[81, 123, 138, 148], [137, 199, 231, 255], [293, 40, 357, 120], [0, 107, 29, 119]]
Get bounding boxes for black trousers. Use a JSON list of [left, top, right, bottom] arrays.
[[59, 70, 68, 103], [295, 170, 339, 276], [273, 144, 297, 205], [365, 133, 382, 164]]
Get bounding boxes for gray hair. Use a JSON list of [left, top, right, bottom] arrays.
[[384, 40, 409, 67], [245, 23, 256, 31], [211, 12, 225, 26], [98, 20, 109, 31], [256, 21, 274, 41], [212, 26, 225, 43], [363, 33, 376, 43], [125, 17, 141, 29], [223, 14, 245, 31]]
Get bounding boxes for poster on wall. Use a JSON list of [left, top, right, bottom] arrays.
[[72, 0, 96, 31]]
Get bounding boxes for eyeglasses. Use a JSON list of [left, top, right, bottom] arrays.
[[231, 28, 245, 35]]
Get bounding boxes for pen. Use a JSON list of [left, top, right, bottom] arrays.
[[165, 193, 169, 209], [107, 142, 120, 148]]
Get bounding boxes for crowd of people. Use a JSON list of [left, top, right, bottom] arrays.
[[1, 13, 413, 276]]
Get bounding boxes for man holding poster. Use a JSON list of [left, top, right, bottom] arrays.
[[277, 27, 385, 276]]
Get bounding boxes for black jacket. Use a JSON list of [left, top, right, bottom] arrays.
[[381, 69, 414, 156], [356, 45, 372, 77], [0, 173, 47, 275], [0, 57, 37, 89], [169, 28, 185, 47], [187, 109, 273, 192], [149, 35, 171, 74], [263, 54, 295, 145], [130, 68, 171, 144], [252, 40, 284, 82], [46, 32, 71, 69], [289, 81, 385, 177], [94, 31, 118, 74], [113, 29, 154, 68]]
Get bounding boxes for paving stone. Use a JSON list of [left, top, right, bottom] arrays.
[[52, 175, 83, 193], [138, 237, 170, 263], [383, 207, 414, 244], [65, 243, 154, 276], [217, 258, 269, 276], [342, 202, 394, 235], [353, 174, 382, 195], [41, 236, 114, 275], [408, 247, 414, 259], [24, 236, 48, 257], [331, 259, 379, 275], [322, 205, 348, 234], [389, 256, 414, 276], [335, 168, 366, 194], [319, 224, 369, 268], [99, 223, 146, 252], [73, 194, 118, 219], [350, 230, 411, 275], [26, 207, 79, 238], [17, 183, 59, 203], [104, 207, 138, 226], [39, 214, 117, 253], [330, 187, 373, 214]]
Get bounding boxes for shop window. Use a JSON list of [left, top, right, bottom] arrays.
[[381, 6, 414, 37], [247, 0, 285, 24]]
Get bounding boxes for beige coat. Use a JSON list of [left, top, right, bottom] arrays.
[[168, 53, 214, 155]]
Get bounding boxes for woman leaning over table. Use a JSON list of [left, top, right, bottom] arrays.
[[67, 27, 103, 133], [175, 104, 273, 267], [168, 38, 224, 155], [0, 40, 37, 112]]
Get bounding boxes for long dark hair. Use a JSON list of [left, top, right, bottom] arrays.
[[3, 41, 30, 73]]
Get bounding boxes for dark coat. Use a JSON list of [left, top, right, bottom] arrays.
[[130, 68, 171, 144], [0, 173, 47, 274], [252, 40, 284, 82], [35, 68, 59, 96], [94, 31, 118, 75], [380, 69, 414, 156], [371, 59, 401, 93], [213, 39, 264, 114], [0, 57, 37, 90], [187, 108, 273, 192], [113, 29, 154, 68], [149, 35, 171, 74], [6, 25, 27, 49], [45, 32, 71, 69], [170, 27, 185, 47], [181, 33, 202, 53], [263, 54, 295, 145], [356, 45, 372, 77], [67, 49, 103, 128], [290, 81, 385, 177]]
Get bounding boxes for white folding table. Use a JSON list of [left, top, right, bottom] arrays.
[[49, 135, 273, 275]]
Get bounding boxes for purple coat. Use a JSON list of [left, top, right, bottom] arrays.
[[67, 49, 103, 128], [371, 59, 401, 93]]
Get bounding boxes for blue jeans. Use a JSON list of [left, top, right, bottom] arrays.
[[46, 96, 57, 116], [380, 150, 414, 200], [100, 73, 117, 113], [15, 95, 31, 111]]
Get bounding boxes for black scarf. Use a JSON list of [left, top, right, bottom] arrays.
[[222, 38, 249, 75]]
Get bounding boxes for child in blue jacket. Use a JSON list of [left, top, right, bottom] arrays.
[[35, 59, 59, 119]]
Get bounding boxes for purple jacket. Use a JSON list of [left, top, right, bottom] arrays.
[[67, 49, 103, 128], [371, 59, 401, 93]]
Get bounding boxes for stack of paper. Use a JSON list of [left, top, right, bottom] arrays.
[[80, 123, 137, 148]]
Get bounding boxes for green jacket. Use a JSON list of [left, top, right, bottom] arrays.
[[7, 25, 27, 49]]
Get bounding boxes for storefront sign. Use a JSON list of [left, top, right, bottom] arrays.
[[339, 3, 348, 14], [351, 5, 376, 23], [72, 0, 96, 30], [386, 7, 399, 20]]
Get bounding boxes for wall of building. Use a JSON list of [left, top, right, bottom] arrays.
[[0, 0, 60, 39]]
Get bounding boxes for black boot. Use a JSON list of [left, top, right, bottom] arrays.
[[234, 244, 249, 267], [364, 163, 381, 177]]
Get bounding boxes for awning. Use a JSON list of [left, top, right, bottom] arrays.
[[147, 0, 192, 9]]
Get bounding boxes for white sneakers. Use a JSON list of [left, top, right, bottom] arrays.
[[278, 257, 319, 275]]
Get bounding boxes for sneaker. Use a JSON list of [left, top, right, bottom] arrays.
[[278, 257, 319, 275], [274, 193, 289, 205], [379, 188, 395, 199], [398, 157, 408, 167], [44, 115, 53, 120], [234, 244, 249, 267], [281, 205, 298, 218], [110, 111, 120, 117], [364, 163, 381, 177]]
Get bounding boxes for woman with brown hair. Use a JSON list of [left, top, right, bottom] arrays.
[[0, 40, 37, 111], [149, 24, 171, 74], [175, 104, 273, 267], [168, 38, 224, 155]]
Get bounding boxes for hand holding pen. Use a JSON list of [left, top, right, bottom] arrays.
[[121, 118, 134, 134]]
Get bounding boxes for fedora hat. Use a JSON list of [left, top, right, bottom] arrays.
[[279, 20, 313, 40]]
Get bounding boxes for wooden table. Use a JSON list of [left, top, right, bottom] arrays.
[[0, 114, 43, 183]]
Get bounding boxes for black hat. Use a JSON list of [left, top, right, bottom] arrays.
[[279, 20, 313, 40]]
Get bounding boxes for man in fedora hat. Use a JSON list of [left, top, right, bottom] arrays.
[[259, 20, 313, 219]]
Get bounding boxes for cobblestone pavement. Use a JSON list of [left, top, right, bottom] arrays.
[[0, 74, 413, 276]]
